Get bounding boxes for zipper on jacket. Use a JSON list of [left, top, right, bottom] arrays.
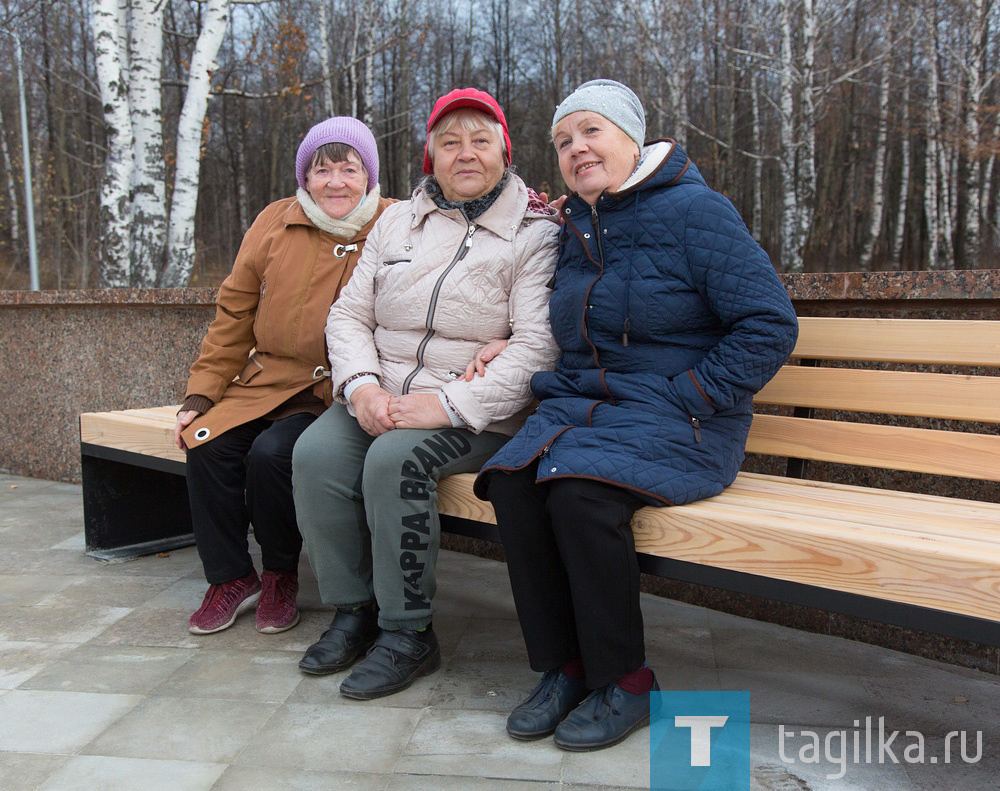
[[591, 205, 605, 263], [401, 223, 477, 394], [589, 205, 607, 341], [590, 205, 631, 347], [690, 416, 702, 443]]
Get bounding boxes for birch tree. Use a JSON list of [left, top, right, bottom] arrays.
[[891, 77, 911, 267], [0, 102, 20, 252], [778, 0, 805, 271], [161, 0, 231, 287], [127, 0, 166, 285], [91, 0, 136, 286], [923, 4, 945, 269], [957, 0, 995, 267], [318, 0, 335, 116], [859, 34, 892, 269]]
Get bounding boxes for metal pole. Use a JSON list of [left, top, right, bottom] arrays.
[[9, 33, 39, 290]]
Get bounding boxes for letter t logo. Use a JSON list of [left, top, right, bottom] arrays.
[[675, 715, 730, 766]]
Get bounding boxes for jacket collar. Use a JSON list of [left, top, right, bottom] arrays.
[[410, 174, 527, 242], [563, 139, 695, 215]]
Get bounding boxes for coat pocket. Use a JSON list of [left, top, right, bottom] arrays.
[[373, 258, 411, 296]]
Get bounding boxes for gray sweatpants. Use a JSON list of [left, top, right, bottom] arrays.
[[291, 403, 508, 631]]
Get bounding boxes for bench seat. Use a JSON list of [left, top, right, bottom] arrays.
[[80, 317, 1000, 645], [439, 471, 1000, 624]]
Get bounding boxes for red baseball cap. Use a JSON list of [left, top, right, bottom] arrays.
[[422, 87, 512, 174]]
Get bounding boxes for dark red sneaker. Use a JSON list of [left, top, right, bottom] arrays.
[[256, 570, 300, 634], [189, 570, 261, 634]]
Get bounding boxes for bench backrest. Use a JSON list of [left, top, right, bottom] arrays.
[[750, 318, 1000, 482]]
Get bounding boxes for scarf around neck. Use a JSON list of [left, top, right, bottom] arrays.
[[296, 184, 381, 239], [424, 171, 510, 220]]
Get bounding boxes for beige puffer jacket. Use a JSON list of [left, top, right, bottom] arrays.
[[326, 174, 559, 436]]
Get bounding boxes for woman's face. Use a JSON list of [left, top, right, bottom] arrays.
[[552, 111, 640, 205], [431, 116, 506, 203], [305, 150, 367, 219]]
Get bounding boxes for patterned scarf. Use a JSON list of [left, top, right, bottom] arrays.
[[424, 171, 511, 220]]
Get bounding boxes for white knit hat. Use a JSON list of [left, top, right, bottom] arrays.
[[551, 79, 647, 149]]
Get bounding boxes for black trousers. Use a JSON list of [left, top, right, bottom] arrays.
[[186, 413, 316, 584], [486, 463, 647, 689]]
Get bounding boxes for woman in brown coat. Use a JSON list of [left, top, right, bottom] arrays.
[[174, 117, 392, 636]]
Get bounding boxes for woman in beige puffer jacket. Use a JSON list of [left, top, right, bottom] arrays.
[[292, 88, 559, 700]]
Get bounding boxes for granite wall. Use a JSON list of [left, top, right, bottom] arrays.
[[0, 289, 216, 482], [2, 269, 999, 483]]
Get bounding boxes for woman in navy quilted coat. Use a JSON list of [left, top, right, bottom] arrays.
[[475, 80, 798, 751]]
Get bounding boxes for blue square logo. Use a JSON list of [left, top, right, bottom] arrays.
[[650, 691, 752, 791]]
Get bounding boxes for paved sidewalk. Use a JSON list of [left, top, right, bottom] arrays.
[[1, 472, 998, 790]]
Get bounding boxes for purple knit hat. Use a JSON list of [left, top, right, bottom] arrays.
[[295, 117, 379, 192]]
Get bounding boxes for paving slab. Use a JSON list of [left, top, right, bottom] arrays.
[[82, 697, 277, 763], [0, 690, 141, 754], [0, 642, 77, 690], [395, 708, 564, 782], [234, 703, 422, 774], [18, 644, 195, 695], [0, 752, 70, 791], [149, 649, 304, 703], [212, 765, 382, 791], [36, 756, 226, 791]]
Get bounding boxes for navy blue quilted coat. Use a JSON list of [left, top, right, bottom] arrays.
[[475, 141, 798, 506]]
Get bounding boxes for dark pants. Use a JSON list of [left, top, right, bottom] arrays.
[[187, 413, 316, 584], [486, 463, 647, 689]]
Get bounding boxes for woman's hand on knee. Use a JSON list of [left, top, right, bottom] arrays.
[[351, 384, 395, 436], [387, 393, 449, 430], [173, 410, 200, 451], [460, 338, 508, 381]]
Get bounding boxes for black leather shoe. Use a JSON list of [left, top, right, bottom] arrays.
[[507, 669, 589, 740], [339, 626, 441, 700], [553, 674, 660, 751], [298, 606, 379, 675]]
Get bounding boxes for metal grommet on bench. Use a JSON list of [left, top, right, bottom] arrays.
[[194, 427, 211, 441]]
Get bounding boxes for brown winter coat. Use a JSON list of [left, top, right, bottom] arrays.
[[181, 195, 392, 449]]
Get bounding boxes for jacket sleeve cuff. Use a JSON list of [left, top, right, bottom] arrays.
[[342, 374, 380, 404], [180, 395, 214, 415], [440, 380, 490, 433], [437, 392, 467, 428]]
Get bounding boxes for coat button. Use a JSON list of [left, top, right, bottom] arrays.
[[550, 466, 557, 473], [583, 233, 590, 239]]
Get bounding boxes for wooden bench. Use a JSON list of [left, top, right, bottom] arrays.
[[80, 317, 1000, 645]]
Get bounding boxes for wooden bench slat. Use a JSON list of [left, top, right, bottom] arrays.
[[745, 414, 1000, 481], [755, 366, 1000, 423], [630, 502, 1000, 622], [438, 474, 498, 523], [717, 477, 1000, 545], [440, 470, 1000, 545], [794, 318, 1000, 366], [81, 407, 184, 463]]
